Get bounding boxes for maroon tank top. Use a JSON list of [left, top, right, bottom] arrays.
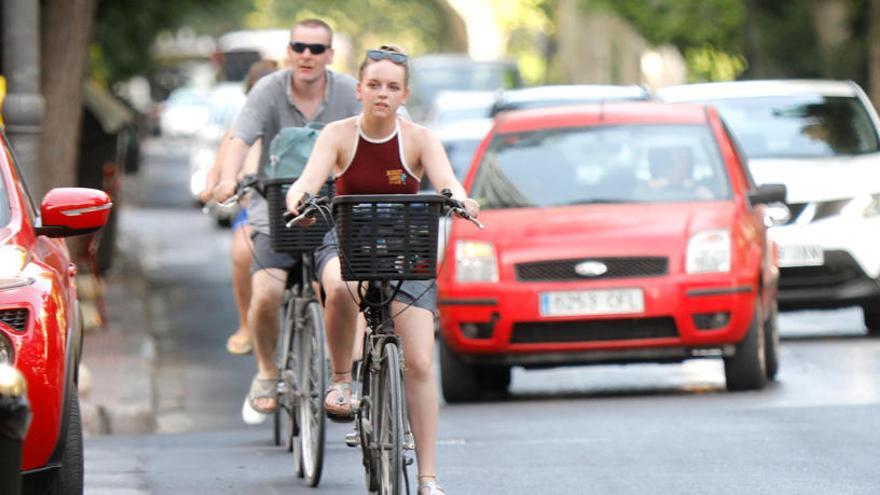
[[335, 120, 420, 195]]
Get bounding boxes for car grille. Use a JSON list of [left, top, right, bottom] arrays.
[[516, 257, 668, 281], [0, 308, 28, 332], [510, 317, 678, 344], [779, 250, 865, 289]]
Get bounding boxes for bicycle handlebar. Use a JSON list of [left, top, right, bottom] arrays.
[[440, 189, 484, 230], [284, 193, 331, 228]]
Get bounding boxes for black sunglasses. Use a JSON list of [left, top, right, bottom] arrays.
[[366, 49, 408, 65], [290, 42, 330, 55]]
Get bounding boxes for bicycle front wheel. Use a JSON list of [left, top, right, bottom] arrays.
[[376, 341, 404, 495], [295, 300, 327, 487]]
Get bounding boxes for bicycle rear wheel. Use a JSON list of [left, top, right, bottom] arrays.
[[376, 342, 404, 495], [294, 300, 327, 486]]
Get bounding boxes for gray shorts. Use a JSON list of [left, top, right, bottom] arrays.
[[250, 232, 299, 274], [314, 230, 437, 315]]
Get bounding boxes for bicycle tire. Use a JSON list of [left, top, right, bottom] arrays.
[[358, 348, 380, 492], [296, 300, 327, 486], [376, 342, 404, 495], [276, 297, 296, 449]]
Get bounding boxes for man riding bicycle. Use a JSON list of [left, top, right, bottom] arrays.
[[286, 44, 479, 495], [213, 18, 360, 415]]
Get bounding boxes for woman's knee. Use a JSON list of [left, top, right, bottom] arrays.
[[405, 347, 434, 380]]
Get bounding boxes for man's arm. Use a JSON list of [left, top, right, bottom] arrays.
[[212, 135, 251, 202]]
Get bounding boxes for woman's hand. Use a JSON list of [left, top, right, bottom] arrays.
[[462, 197, 480, 218], [285, 189, 317, 227]]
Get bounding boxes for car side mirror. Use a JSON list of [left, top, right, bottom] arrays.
[[748, 183, 786, 206], [36, 187, 112, 238]]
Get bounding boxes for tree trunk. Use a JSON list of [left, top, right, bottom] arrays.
[[38, 0, 96, 197], [870, 0, 880, 112]]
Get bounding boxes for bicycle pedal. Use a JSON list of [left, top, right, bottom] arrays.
[[345, 431, 360, 448]]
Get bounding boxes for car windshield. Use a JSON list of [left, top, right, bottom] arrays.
[[471, 124, 731, 209], [708, 95, 880, 158]]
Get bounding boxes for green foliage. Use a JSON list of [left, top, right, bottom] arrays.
[[583, 0, 745, 81], [91, 0, 254, 86], [242, 0, 461, 71]]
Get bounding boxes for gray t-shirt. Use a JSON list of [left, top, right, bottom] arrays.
[[233, 68, 361, 234]]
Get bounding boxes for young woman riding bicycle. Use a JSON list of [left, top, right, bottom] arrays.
[[286, 44, 479, 495]]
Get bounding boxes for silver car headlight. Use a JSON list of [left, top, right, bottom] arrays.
[[455, 241, 498, 283], [686, 230, 731, 274], [841, 194, 880, 219]]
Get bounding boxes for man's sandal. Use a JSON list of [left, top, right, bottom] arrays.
[[418, 478, 447, 495], [324, 382, 355, 423], [247, 374, 278, 414]]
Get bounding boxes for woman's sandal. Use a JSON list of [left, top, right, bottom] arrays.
[[226, 331, 252, 355], [324, 382, 355, 423], [247, 374, 278, 414], [418, 478, 447, 495]]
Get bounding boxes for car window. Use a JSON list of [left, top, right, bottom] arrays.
[[0, 158, 10, 226], [471, 124, 731, 209], [1, 134, 38, 225], [707, 95, 880, 158]]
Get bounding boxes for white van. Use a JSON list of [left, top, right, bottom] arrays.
[[659, 80, 880, 334]]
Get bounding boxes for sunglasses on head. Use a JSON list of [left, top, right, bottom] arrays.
[[366, 49, 408, 65], [290, 42, 330, 54]]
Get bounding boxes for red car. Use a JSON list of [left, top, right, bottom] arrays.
[[0, 130, 111, 491], [437, 102, 786, 402]]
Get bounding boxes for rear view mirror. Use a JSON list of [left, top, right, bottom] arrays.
[[36, 187, 112, 238], [748, 183, 786, 206]]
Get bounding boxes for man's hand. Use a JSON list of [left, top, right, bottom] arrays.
[[213, 179, 238, 204]]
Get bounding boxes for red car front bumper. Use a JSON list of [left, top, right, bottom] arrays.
[[438, 273, 758, 367]]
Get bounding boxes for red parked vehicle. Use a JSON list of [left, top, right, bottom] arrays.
[[0, 130, 111, 492], [437, 102, 787, 402]]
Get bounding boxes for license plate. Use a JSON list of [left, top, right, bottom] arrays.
[[777, 244, 824, 267], [540, 288, 645, 317]]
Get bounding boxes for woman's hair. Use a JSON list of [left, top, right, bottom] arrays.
[[358, 44, 409, 87], [244, 59, 278, 94]]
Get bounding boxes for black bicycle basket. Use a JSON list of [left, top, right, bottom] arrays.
[[264, 178, 335, 254], [333, 194, 443, 281]]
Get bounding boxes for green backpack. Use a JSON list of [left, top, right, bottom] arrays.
[[266, 123, 324, 179]]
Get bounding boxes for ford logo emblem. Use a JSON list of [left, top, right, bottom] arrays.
[[574, 261, 608, 277]]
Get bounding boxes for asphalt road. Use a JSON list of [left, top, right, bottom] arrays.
[[83, 138, 880, 494]]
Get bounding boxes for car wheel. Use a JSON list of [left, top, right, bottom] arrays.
[[764, 301, 780, 380], [439, 337, 481, 403], [52, 390, 84, 494], [863, 304, 880, 336], [723, 305, 767, 391]]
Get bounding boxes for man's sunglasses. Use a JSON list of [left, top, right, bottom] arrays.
[[290, 42, 330, 54], [366, 49, 408, 65]]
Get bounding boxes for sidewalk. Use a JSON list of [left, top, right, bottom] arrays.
[[78, 209, 157, 436]]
